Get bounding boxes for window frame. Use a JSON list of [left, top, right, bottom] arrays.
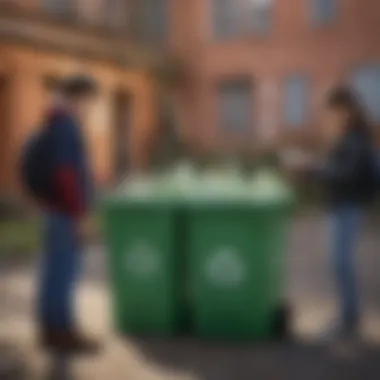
[[251, 0, 273, 34], [42, 0, 75, 16], [282, 73, 310, 128], [349, 62, 380, 124], [102, 0, 129, 31], [310, 0, 337, 26], [133, 0, 168, 45], [211, 0, 243, 40], [216, 77, 255, 133], [211, 0, 273, 41]]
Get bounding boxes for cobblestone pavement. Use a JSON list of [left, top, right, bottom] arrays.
[[1, 213, 380, 379]]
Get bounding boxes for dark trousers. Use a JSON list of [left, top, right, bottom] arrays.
[[38, 212, 80, 328], [330, 204, 361, 327]]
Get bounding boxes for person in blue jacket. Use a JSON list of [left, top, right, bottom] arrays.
[[318, 86, 377, 339], [37, 75, 98, 353]]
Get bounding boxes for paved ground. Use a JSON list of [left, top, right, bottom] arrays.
[[1, 213, 380, 379]]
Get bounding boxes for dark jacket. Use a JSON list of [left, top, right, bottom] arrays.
[[45, 109, 92, 218], [321, 128, 377, 206]]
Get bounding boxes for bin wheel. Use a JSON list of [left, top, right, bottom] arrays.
[[272, 303, 291, 341]]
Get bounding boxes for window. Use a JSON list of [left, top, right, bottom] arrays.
[[212, 0, 272, 39], [134, 0, 167, 44], [350, 64, 380, 123], [217, 79, 253, 132], [43, 0, 73, 15], [251, 0, 272, 32], [212, 0, 241, 39], [283, 74, 308, 127], [104, 0, 128, 30], [311, 0, 336, 25]]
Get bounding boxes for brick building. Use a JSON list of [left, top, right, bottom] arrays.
[[1, 0, 380, 193], [0, 0, 173, 193], [177, 0, 380, 152]]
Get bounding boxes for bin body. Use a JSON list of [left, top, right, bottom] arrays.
[[103, 198, 181, 336], [187, 201, 290, 341]]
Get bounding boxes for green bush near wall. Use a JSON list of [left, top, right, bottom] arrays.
[[0, 218, 41, 259]]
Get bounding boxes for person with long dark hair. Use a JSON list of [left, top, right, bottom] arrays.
[[318, 86, 378, 338]]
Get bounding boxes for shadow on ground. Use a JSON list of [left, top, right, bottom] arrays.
[[133, 337, 380, 380], [2, 338, 380, 380]]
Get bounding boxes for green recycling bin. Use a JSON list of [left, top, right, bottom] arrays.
[[102, 196, 184, 336], [186, 199, 292, 341]]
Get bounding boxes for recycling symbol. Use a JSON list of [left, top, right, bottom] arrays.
[[124, 241, 160, 279], [205, 247, 246, 288]]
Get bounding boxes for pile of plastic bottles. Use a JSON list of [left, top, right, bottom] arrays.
[[116, 161, 293, 203]]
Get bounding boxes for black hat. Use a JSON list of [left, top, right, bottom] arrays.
[[59, 74, 98, 97]]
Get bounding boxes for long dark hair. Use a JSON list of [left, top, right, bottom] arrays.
[[326, 85, 371, 135]]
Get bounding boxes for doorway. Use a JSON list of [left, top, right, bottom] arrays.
[[112, 90, 132, 182]]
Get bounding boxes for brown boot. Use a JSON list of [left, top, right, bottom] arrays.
[[40, 327, 100, 355]]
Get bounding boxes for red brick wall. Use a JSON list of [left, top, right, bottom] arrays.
[[170, 0, 380, 150]]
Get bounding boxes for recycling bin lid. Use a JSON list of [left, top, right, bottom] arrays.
[[101, 193, 295, 211], [184, 195, 295, 211], [100, 193, 188, 209]]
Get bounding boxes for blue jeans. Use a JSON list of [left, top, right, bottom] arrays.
[[38, 212, 81, 328], [330, 205, 361, 328]]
